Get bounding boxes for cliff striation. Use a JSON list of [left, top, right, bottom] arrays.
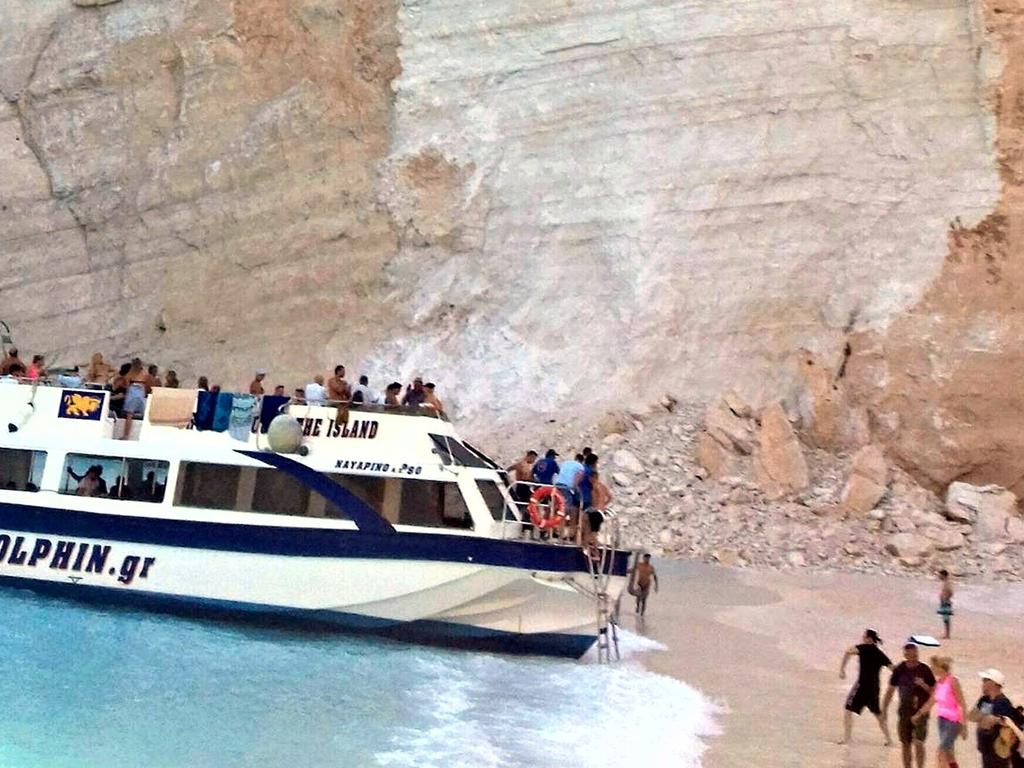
[[0, 0, 1019, 491]]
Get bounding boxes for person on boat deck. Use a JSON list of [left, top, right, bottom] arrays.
[[110, 363, 131, 417], [423, 383, 445, 416], [384, 381, 402, 407], [164, 369, 180, 388], [249, 369, 266, 396], [554, 454, 585, 540], [86, 352, 113, 384], [327, 365, 351, 402], [507, 450, 538, 505], [109, 475, 132, 500], [402, 377, 426, 408], [292, 388, 305, 403], [67, 464, 106, 497], [273, 384, 286, 397], [304, 375, 327, 406], [27, 354, 46, 381], [0, 362, 24, 384], [351, 375, 380, 404], [197, 376, 210, 391], [57, 365, 84, 388], [532, 449, 560, 485], [0, 347, 22, 375], [147, 364, 162, 388], [119, 358, 150, 439]]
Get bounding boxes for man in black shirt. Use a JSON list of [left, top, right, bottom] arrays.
[[840, 628, 893, 745], [969, 668, 1021, 768], [883, 642, 935, 768]]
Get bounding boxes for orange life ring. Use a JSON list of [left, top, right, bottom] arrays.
[[527, 487, 567, 530]]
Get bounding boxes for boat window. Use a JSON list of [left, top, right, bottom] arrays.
[[461, 440, 500, 470], [0, 448, 45, 492], [252, 468, 310, 517], [324, 473, 384, 520], [178, 462, 242, 510], [476, 480, 510, 521], [428, 434, 491, 469], [397, 479, 473, 529], [61, 453, 168, 502]]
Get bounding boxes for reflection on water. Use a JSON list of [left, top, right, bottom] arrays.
[[0, 589, 718, 768]]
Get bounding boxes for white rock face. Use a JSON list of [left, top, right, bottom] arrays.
[[383, 0, 999, 428], [0, 0, 1001, 438]]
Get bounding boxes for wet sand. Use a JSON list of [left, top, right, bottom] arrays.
[[637, 561, 1024, 768]]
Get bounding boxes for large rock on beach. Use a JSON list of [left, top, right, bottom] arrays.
[[945, 483, 1018, 539], [885, 533, 933, 560], [753, 402, 809, 499], [839, 444, 889, 514]]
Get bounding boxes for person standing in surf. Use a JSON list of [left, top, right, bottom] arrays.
[[633, 554, 658, 617], [840, 628, 894, 746], [938, 569, 954, 639]]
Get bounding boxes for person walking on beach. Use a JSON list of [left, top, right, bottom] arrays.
[[912, 656, 967, 768], [938, 569, 954, 639], [883, 642, 935, 768], [839, 628, 893, 746], [968, 669, 1021, 768], [633, 554, 657, 616]]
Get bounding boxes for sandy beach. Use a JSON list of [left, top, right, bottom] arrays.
[[638, 561, 1024, 768]]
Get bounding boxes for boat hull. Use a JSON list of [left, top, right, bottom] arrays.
[[0, 501, 627, 658]]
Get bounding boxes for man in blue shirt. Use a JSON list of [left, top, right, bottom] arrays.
[[532, 449, 560, 485], [554, 453, 585, 541]]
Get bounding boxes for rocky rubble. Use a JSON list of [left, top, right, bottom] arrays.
[[521, 394, 1023, 582]]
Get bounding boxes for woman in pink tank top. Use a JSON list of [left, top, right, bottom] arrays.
[[913, 656, 967, 767]]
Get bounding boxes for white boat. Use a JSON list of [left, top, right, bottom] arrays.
[[0, 381, 630, 658]]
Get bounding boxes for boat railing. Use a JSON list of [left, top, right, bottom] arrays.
[[499, 480, 622, 552], [0, 379, 448, 420]]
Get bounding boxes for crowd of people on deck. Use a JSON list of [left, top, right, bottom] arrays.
[[505, 445, 614, 549], [840, 571, 1024, 768], [0, 348, 446, 431]]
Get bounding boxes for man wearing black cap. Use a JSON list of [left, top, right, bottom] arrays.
[[840, 628, 894, 746], [883, 641, 935, 768]]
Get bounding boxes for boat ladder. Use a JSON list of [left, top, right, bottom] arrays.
[[587, 512, 625, 664]]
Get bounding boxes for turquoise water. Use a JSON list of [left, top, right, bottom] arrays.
[[0, 590, 717, 767]]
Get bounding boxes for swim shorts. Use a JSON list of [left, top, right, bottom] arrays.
[[845, 683, 881, 715], [898, 713, 928, 744]]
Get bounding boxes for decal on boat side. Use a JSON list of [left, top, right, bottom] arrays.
[[333, 460, 423, 475], [0, 533, 155, 586]]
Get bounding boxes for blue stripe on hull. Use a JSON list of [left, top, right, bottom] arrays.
[[0, 501, 630, 576], [0, 573, 597, 659]]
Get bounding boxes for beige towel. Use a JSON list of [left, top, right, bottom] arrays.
[[148, 387, 197, 428]]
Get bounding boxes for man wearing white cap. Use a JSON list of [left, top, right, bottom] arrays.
[[249, 369, 267, 396], [968, 668, 1020, 768]]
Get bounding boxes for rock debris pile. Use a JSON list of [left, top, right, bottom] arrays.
[[550, 387, 1023, 582]]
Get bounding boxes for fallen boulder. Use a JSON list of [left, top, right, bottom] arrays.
[[885, 533, 933, 560], [612, 448, 645, 474], [839, 444, 889, 514], [945, 482, 1017, 525], [753, 401, 810, 499]]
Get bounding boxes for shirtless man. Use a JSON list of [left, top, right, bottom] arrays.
[[506, 450, 538, 506], [327, 365, 351, 402], [423, 383, 445, 416], [249, 369, 266, 396], [938, 569, 954, 640], [634, 554, 658, 616]]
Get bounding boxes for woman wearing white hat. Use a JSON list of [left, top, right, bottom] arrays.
[[968, 669, 1021, 768]]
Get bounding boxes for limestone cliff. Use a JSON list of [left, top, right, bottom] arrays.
[[0, 0, 1017, 490]]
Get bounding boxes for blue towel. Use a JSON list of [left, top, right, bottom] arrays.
[[228, 395, 258, 441], [211, 392, 234, 433], [194, 390, 217, 431], [258, 395, 291, 434]]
